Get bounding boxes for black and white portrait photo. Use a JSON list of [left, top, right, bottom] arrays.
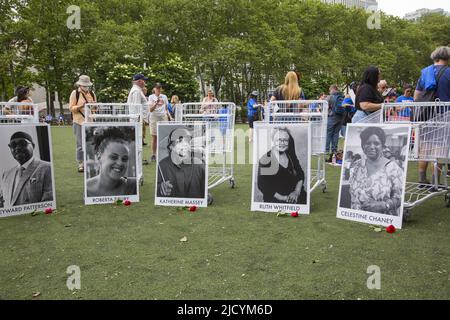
[[155, 122, 208, 207], [83, 123, 139, 205], [251, 123, 311, 214], [0, 124, 56, 218], [337, 124, 411, 229]]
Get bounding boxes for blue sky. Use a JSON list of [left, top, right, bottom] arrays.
[[378, 0, 450, 17]]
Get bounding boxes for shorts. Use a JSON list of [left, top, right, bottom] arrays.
[[150, 114, 168, 136]]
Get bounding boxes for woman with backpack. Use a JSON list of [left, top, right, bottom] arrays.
[[69, 75, 97, 173], [413, 46, 450, 186]]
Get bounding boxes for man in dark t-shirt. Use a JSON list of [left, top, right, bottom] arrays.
[[157, 127, 205, 198]]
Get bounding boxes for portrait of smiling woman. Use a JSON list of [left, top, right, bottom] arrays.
[[85, 126, 137, 198], [345, 126, 407, 216]]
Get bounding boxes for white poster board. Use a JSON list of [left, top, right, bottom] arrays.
[[337, 123, 411, 229], [0, 124, 56, 217], [155, 122, 209, 207], [251, 122, 311, 214], [83, 123, 139, 205]]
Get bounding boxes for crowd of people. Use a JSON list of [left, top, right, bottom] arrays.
[[246, 45, 450, 185], [5, 45, 449, 186]]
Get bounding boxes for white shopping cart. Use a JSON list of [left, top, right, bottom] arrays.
[[357, 102, 450, 221], [264, 100, 329, 193], [0, 102, 40, 123], [175, 102, 236, 205], [84, 103, 144, 186]]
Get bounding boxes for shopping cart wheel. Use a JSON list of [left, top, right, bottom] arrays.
[[403, 209, 411, 222], [208, 193, 213, 206], [229, 178, 236, 189], [445, 193, 450, 208]]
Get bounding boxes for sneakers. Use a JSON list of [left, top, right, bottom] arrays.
[[142, 141, 147, 146], [142, 159, 149, 165], [151, 155, 156, 162], [77, 162, 84, 173]]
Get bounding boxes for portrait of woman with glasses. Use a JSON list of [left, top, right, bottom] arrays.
[[256, 127, 307, 205]]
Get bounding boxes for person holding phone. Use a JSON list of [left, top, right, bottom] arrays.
[[149, 83, 170, 162]]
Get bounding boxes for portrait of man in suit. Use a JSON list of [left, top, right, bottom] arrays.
[[0, 131, 53, 208]]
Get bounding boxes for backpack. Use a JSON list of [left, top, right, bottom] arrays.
[[331, 93, 346, 115], [73, 90, 96, 119], [75, 89, 96, 105], [416, 66, 448, 103]]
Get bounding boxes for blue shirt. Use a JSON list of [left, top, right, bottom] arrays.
[[395, 96, 414, 117], [396, 96, 414, 103], [247, 98, 258, 117], [417, 64, 450, 102]]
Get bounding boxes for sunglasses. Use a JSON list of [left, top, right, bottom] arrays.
[[9, 140, 31, 149]]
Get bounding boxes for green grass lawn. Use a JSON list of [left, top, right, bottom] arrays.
[[0, 124, 449, 300]]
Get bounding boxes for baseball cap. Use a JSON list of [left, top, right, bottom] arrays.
[[169, 128, 192, 144], [133, 74, 149, 81]]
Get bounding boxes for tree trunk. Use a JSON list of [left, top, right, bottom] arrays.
[[45, 84, 50, 115], [49, 90, 55, 117], [1, 76, 6, 101]]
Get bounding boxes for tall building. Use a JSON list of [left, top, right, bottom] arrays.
[[321, 0, 378, 10], [404, 8, 450, 21]]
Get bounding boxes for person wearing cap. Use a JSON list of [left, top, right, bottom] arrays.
[[127, 74, 150, 154], [157, 127, 205, 198], [149, 83, 170, 162], [69, 75, 97, 173], [0, 131, 53, 208], [247, 91, 259, 143]]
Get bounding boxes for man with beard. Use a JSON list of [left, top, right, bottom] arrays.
[[157, 127, 205, 198], [0, 132, 53, 208]]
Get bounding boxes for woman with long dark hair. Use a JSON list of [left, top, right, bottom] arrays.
[[257, 127, 306, 204], [352, 66, 384, 123]]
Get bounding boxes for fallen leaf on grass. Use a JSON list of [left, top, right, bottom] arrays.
[[276, 211, 288, 217], [31, 211, 39, 217], [180, 236, 188, 243], [312, 260, 320, 264], [32, 292, 41, 298], [374, 228, 382, 233]]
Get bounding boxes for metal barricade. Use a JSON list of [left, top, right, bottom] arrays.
[[84, 103, 144, 186], [356, 102, 450, 220], [264, 100, 329, 193], [0, 102, 40, 123], [175, 102, 236, 205]]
